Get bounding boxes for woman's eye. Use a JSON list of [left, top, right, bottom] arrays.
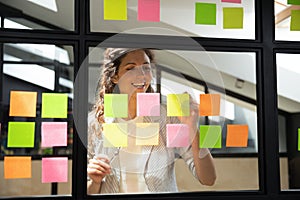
[[126, 66, 135, 71]]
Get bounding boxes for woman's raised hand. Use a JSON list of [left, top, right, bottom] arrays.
[[87, 155, 111, 184]]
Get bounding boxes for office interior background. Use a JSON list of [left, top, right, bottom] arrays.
[[0, 0, 300, 199]]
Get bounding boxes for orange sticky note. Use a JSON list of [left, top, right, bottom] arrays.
[[4, 156, 31, 179], [9, 91, 37, 117], [226, 124, 248, 147], [199, 94, 220, 116]]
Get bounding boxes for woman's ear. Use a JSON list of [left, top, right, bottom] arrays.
[[111, 75, 119, 84]]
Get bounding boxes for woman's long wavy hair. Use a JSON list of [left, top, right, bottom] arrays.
[[94, 48, 155, 123]]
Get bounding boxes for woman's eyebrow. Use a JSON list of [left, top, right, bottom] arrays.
[[124, 61, 150, 66]]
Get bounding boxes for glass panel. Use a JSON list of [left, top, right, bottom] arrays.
[[276, 53, 300, 190], [86, 47, 258, 194], [90, 0, 255, 39], [0, 0, 74, 31], [275, 0, 300, 41], [0, 43, 74, 197]]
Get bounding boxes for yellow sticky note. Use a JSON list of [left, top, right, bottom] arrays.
[[4, 156, 31, 179], [103, 123, 128, 147], [167, 94, 190, 116], [136, 123, 159, 146], [223, 7, 244, 29], [104, 0, 127, 20], [291, 10, 300, 31], [9, 91, 37, 117]]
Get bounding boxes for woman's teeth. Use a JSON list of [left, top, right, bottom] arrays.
[[132, 82, 145, 88]]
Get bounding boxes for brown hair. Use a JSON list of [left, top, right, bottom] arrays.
[[94, 48, 155, 123]]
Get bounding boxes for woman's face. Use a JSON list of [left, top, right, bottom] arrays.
[[114, 50, 153, 96]]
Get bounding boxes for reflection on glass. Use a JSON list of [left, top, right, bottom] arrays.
[[87, 47, 259, 193], [277, 53, 300, 190]]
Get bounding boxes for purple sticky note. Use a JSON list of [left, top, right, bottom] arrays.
[[221, 0, 241, 3], [138, 0, 160, 22], [41, 122, 67, 147], [137, 93, 160, 116], [42, 157, 68, 183], [166, 124, 189, 147]]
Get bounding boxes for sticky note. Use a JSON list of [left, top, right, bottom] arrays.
[[167, 94, 190, 116], [104, 94, 128, 118], [41, 93, 68, 118], [41, 122, 68, 147], [42, 157, 68, 183], [104, 0, 127, 20], [103, 123, 128, 147], [137, 93, 160, 116], [9, 91, 37, 117], [223, 7, 244, 29], [199, 94, 221, 116], [166, 124, 189, 147], [138, 0, 160, 22], [298, 128, 300, 151], [291, 10, 300, 31], [199, 125, 222, 148], [4, 156, 31, 179], [226, 125, 248, 147], [195, 3, 216, 25], [288, 0, 300, 5], [7, 122, 35, 148], [222, 0, 241, 3], [136, 123, 159, 145]]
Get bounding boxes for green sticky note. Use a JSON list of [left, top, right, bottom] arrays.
[[195, 3, 216, 25], [288, 0, 300, 5], [103, 123, 128, 147], [291, 10, 300, 31], [42, 93, 68, 118], [8, 122, 35, 148], [167, 94, 190, 116], [104, 0, 127, 20], [223, 7, 244, 29], [298, 128, 300, 151], [199, 125, 222, 148], [104, 94, 128, 118]]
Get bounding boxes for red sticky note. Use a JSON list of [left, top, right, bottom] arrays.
[[41, 122, 68, 147], [226, 124, 248, 147], [166, 124, 189, 147], [137, 93, 160, 116], [4, 156, 31, 179], [222, 0, 241, 3], [138, 0, 160, 22], [9, 91, 37, 117], [199, 94, 221, 116], [42, 157, 68, 183]]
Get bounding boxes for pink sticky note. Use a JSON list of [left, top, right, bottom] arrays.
[[41, 122, 67, 147], [138, 0, 160, 22], [42, 157, 68, 183], [222, 0, 241, 3], [137, 93, 160, 116], [166, 124, 189, 147]]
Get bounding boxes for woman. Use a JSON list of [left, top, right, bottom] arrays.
[[87, 48, 216, 194]]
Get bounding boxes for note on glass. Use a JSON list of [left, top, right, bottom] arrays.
[[222, 0, 242, 3], [136, 123, 159, 145], [138, 0, 160, 22], [41, 93, 68, 118], [226, 124, 248, 147], [104, 94, 128, 118], [42, 157, 68, 183], [223, 7, 244, 29], [167, 94, 190, 116], [4, 156, 31, 179], [298, 128, 300, 151], [9, 91, 37, 117], [166, 124, 189, 147], [41, 122, 68, 147], [199, 94, 221, 116], [104, 0, 127, 20], [291, 10, 300, 31], [199, 125, 222, 148], [103, 123, 128, 147], [7, 122, 35, 148], [195, 3, 216, 25], [288, 0, 300, 5], [137, 93, 160, 116]]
